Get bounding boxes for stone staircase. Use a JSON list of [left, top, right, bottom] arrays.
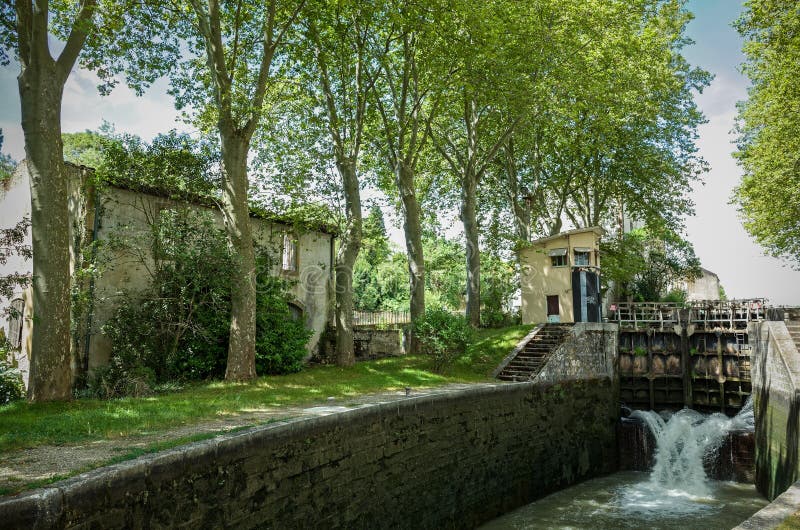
[[787, 319, 800, 352], [495, 324, 573, 382]]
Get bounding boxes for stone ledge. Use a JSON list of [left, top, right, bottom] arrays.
[[735, 480, 800, 530], [0, 379, 616, 529]]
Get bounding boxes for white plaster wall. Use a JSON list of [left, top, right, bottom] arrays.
[[250, 213, 334, 356], [277, 229, 333, 354], [88, 187, 168, 369], [686, 270, 721, 301]]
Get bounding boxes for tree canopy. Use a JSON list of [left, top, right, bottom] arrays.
[[0, 0, 716, 398], [601, 227, 701, 303], [734, 0, 800, 266]]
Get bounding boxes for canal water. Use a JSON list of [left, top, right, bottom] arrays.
[[480, 471, 767, 529], [482, 399, 768, 529]]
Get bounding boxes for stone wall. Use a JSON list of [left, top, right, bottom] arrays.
[[533, 323, 618, 384], [735, 479, 800, 530], [353, 328, 406, 360], [0, 379, 617, 529], [89, 185, 335, 367], [319, 327, 406, 362], [749, 321, 800, 500]]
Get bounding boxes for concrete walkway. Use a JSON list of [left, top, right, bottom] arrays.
[[0, 383, 490, 495], [735, 481, 800, 530]]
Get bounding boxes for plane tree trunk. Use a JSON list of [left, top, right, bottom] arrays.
[[219, 130, 257, 381], [20, 69, 73, 401], [461, 165, 481, 327], [333, 159, 362, 366], [15, 0, 95, 400], [397, 162, 425, 349]]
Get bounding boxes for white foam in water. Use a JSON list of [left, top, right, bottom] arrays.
[[620, 397, 755, 516], [479, 398, 766, 529]]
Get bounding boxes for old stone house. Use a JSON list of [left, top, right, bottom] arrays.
[[518, 227, 604, 324], [0, 161, 336, 388], [683, 267, 721, 301]]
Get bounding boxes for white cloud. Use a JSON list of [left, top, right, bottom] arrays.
[[61, 71, 191, 139], [694, 72, 749, 121], [685, 87, 800, 305], [0, 65, 191, 162]]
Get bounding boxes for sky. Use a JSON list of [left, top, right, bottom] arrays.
[[0, 1, 798, 305]]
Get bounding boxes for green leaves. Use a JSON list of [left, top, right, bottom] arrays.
[[0, 129, 15, 186], [62, 129, 220, 200], [601, 226, 701, 302], [413, 308, 474, 373], [734, 0, 800, 266]]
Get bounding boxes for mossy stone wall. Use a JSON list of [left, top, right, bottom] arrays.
[[0, 379, 617, 529], [750, 321, 800, 500]]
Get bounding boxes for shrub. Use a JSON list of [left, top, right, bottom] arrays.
[[0, 359, 24, 404], [254, 265, 312, 375], [86, 360, 156, 399], [480, 258, 517, 328], [480, 305, 521, 328], [0, 338, 24, 404], [100, 209, 313, 394], [662, 289, 688, 305], [102, 209, 233, 384], [413, 308, 474, 373]]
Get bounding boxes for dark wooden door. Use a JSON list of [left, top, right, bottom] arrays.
[[546, 295, 559, 316]]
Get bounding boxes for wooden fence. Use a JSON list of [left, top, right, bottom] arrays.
[[352, 310, 411, 327]]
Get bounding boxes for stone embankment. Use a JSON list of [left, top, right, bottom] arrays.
[[0, 379, 617, 529]]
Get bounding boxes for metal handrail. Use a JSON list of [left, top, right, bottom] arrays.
[[609, 299, 768, 330]]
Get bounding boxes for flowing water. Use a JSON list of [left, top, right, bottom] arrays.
[[481, 400, 767, 529], [480, 471, 767, 529]]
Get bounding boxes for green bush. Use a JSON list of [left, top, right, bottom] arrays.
[[0, 359, 24, 404], [86, 360, 156, 399], [661, 289, 688, 305], [413, 308, 474, 373], [102, 210, 233, 384], [100, 209, 312, 395], [0, 338, 24, 404], [255, 276, 312, 375], [480, 258, 517, 328]]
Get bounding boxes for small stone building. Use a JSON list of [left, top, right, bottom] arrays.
[[0, 162, 336, 387], [684, 267, 721, 301], [519, 227, 603, 324]]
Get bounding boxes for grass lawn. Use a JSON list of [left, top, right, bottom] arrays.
[[0, 324, 531, 454], [777, 512, 800, 530]]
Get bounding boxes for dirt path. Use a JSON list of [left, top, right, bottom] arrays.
[[0, 383, 481, 495]]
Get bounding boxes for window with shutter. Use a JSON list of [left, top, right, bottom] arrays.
[[7, 299, 24, 350], [549, 248, 568, 267], [282, 234, 297, 272]]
